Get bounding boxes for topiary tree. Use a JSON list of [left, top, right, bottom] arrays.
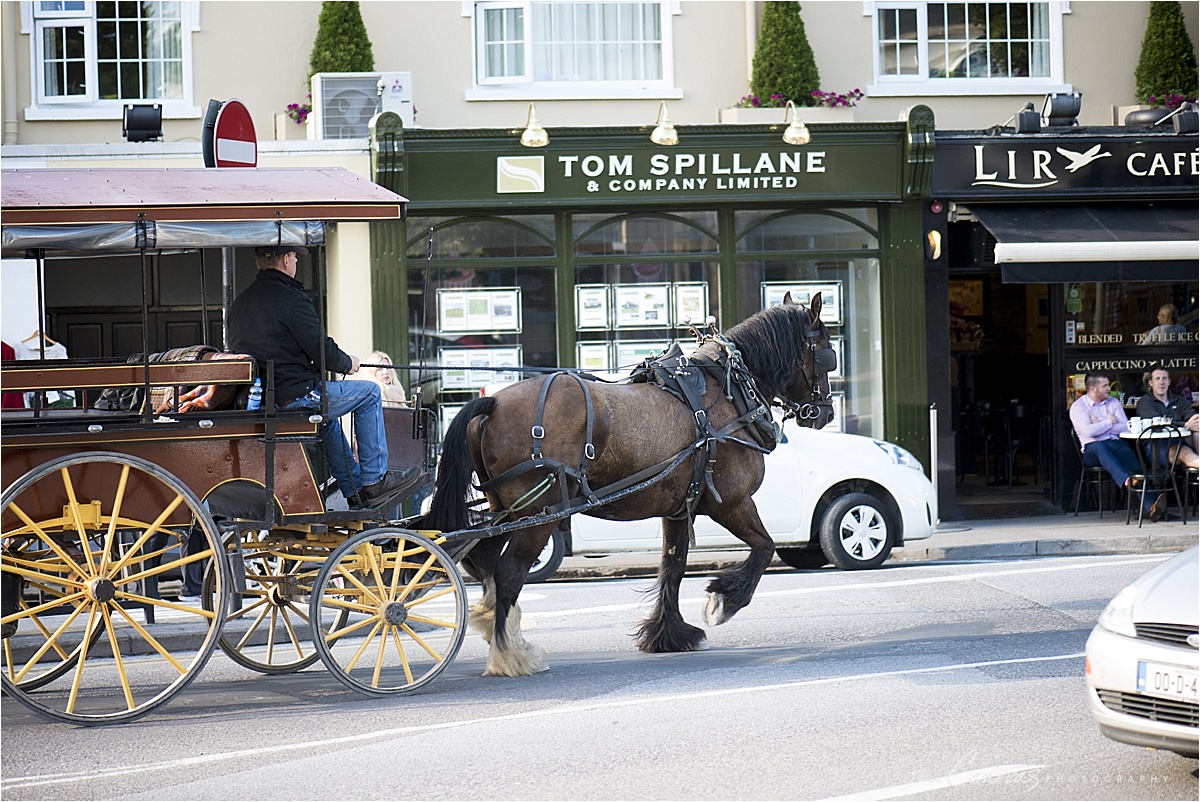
[[1134, 1, 1198, 106], [749, 1, 821, 107], [309, 1, 375, 79]]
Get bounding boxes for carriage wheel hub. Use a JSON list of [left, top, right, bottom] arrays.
[[87, 577, 116, 603], [382, 601, 408, 626]]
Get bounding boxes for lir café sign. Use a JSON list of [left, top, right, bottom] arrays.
[[933, 134, 1199, 198]]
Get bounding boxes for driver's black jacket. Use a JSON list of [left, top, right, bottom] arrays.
[[227, 268, 353, 405]]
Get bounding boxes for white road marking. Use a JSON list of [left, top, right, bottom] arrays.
[[819, 764, 1045, 801], [526, 555, 1166, 620], [2, 652, 1082, 790]]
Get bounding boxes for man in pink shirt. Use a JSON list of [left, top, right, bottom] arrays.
[[1069, 372, 1163, 521]]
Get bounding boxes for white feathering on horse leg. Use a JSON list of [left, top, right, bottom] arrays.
[[703, 592, 733, 626], [484, 603, 549, 677], [468, 581, 497, 643]]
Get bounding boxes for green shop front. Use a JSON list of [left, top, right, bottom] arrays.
[[368, 109, 935, 466]]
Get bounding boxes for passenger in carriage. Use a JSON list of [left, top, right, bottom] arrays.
[[227, 245, 408, 508]]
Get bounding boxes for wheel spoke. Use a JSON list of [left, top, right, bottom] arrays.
[[100, 464, 133, 574], [59, 468, 100, 576], [7, 502, 88, 579], [9, 600, 89, 683]]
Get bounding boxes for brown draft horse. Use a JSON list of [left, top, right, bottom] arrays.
[[425, 293, 835, 676]]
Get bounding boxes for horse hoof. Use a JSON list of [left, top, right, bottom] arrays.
[[702, 592, 727, 626]]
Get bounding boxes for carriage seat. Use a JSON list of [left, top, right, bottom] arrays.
[[91, 345, 255, 414]]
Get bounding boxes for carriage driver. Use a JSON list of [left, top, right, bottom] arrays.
[[227, 245, 407, 508]]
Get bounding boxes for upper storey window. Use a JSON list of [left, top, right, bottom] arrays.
[[25, 1, 199, 119], [870, 2, 1068, 96], [469, 1, 679, 100]]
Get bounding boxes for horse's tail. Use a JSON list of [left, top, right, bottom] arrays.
[[426, 396, 497, 534]]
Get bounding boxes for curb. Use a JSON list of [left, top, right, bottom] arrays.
[[890, 533, 1197, 563]]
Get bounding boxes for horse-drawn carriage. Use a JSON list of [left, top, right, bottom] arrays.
[[1, 167, 838, 725]]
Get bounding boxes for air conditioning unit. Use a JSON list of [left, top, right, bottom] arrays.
[[309, 71, 415, 140]]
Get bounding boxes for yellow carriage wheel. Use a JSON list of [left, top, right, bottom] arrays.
[[204, 529, 347, 675], [311, 527, 467, 697], [1, 452, 229, 725]]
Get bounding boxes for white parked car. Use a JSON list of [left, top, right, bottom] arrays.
[[526, 418, 937, 581], [1085, 545, 1199, 758]]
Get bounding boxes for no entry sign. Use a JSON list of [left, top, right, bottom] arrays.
[[213, 100, 257, 167]]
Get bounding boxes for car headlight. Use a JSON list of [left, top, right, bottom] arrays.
[[873, 440, 925, 472], [1097, 584, 1138, 638]]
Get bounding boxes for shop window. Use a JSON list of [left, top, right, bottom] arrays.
[[572, 211, 717, 256], [735, 209, 878, 252], [867, 1, 1067, 97], [468, 1, 680, 100], [405, 215, 558, 427], [733, 208, 883, 439], [572, 261, 719, 373], [1065, 282, 1198, 350], [25, 0, 199, 120], [405, 215, 555, 259]]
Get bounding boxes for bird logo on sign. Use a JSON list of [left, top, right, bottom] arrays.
[[1055, 144, 1112, 173]]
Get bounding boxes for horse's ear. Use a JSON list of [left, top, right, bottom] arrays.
[[810, 292, 823, 319], [782, 291, 797, 306]]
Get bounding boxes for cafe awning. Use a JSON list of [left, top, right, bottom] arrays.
[[968, 202, 1199, 283]]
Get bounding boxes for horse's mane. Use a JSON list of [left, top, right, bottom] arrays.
[[723, 304, 808, 398]]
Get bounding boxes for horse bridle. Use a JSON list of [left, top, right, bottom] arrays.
[[776, 309, 837, 424]]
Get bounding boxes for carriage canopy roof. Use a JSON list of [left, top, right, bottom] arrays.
[[1, 167, 407, 257]]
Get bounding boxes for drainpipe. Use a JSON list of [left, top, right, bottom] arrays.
[[744, 1, 757, 83], [3, 2, 19, 144]]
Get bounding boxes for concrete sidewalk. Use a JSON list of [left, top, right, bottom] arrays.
[[550, 511, 1198, 580]]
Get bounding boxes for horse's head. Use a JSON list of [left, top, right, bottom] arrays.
[[781, 291, 837, 430]]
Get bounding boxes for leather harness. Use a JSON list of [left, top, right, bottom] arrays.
[[475, 330, 796, 524]]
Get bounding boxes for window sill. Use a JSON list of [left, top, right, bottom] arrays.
[[868, 81, 1072, 98], [466, 85, 683, 102], [23, 104, 202, 122]]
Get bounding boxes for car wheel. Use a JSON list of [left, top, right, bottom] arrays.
[[775, 546, 829, 570], [526, 529, 566, 583], [818, 492, 895, 570]]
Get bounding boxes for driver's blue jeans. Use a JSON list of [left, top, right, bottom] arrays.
[[281, 380, 388, 497]]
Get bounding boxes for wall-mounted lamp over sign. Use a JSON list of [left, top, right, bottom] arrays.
[[123, 104, 162, 142], [650, 101, 678, 146], [781, 101, 812, 145], [1014, 101, 1041, 133], [1042, 91, 1082, 127], [520, 103, 548, 148]]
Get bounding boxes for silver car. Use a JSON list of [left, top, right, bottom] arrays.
[[1085, 545, 1199, 758]]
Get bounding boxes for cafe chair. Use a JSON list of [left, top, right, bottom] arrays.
[[1125, 424, 1186, 527], [1070, 429, 1119, 517], [1184, 466, 1199, 519], [1002, 404, 1042, 487]]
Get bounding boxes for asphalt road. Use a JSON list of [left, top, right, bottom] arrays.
[[3, 553, 1197, 800]]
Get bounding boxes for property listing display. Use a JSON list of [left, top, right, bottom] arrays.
[[574, 282, 711, 371], [437, 287, 521, 333], [437, 346, 522, 390]]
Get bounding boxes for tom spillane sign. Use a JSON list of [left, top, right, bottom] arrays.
[[509, 151, 832, 194], [933, 134, 1199, 198], [407, 141, 906, 208]]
